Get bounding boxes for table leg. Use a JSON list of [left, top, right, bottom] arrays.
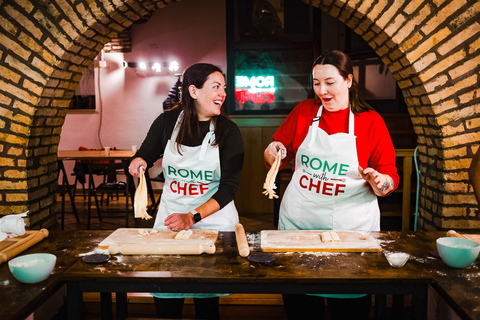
[[100, 292, 113, 320], [392, 294, 405, 320], [374, 294, 386, 320], [116, 292, 128, 320], [412, 285, 428, 320], [66, 282, 83, 320]]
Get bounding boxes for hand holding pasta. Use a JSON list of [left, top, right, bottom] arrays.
[[263, 150, 283, 199]]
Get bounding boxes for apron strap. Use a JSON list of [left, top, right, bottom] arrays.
[[348, 107, 354, 135], [169, 111, 184, 153], [307, 106, 323, 149], [308, 106, 355, 148], [199, 121, 215, 161]]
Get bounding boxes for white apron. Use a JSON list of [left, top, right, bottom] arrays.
[[152, 111, 238, 299], [279, 106, 379, 299], [279, 106, 380, 232]]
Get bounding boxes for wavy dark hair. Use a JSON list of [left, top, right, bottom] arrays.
[[313, 50, 374, 114], [175, 63, 224, 153]]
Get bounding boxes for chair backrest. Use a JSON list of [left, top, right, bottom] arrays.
[[85, 161, 129, 189]]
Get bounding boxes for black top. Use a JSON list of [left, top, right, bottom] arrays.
[[135, 107, 244, 209]]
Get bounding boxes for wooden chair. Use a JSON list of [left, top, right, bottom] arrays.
[[85, 161, 134, 229], [57, 160, 80, 229]]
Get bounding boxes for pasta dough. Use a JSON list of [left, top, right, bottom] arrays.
[[263, 150, 283, 199], [175, 229, 193, 240], [321, 231, 341, 243], [134, 167, 153, 220]]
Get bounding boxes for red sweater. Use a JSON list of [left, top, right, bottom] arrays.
[[273, 99, 400, 191]]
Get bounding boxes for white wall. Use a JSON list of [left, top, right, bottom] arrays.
[[59, 0, 227, 182]]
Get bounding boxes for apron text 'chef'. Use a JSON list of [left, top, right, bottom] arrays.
[[154, 111, 238, 232], [279, 106, 380, 231]]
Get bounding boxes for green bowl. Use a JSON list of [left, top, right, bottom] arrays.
[[436, 237, 480, 268], [8, 253, 57, 284]]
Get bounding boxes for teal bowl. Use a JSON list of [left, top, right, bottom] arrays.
[[436, 237, 480, 268], [8, 253, 56, 284]]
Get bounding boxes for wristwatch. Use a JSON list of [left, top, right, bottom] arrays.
[[191, 209, 202, 223]]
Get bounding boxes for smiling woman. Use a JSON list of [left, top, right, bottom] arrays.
[[127, 63, 244, 319]]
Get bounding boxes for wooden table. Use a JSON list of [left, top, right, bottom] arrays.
[[57, 149, 135, 161], [0, 231, 108, 320], [391, 231, 480, 320], [57, 149, 157, 214], [5, 231, 480, 320], [62, 231, 432, 320]]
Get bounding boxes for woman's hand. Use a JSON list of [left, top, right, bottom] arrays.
[[264, 141, 287, 166], [358, 166, 395, 197], [129, 157, 147, 177], [164, 213, 194, 231]]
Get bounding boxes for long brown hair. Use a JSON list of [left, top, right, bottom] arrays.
[[312, 50, 374, 114], [175, 63, 223, 153]]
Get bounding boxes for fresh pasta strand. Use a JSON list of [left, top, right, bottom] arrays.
[[263, 150, 283, 199]]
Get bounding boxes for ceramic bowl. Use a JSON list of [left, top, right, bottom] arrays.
[[436, 237, 480, 268], [8, 253, 56, 284], [384, 252, 410, 268]]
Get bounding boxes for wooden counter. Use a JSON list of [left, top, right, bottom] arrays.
[[0, 231, 110, 320], [4, 231, 480, 320], [391, 231, 480, 320]]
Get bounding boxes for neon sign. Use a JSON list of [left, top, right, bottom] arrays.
[[235, 75, 276, 105]]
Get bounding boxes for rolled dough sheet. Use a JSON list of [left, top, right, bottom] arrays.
[[261, 230, 382, 252], [98, 228, 219, 250]]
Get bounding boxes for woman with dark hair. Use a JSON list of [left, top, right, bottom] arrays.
[[264, 50, 399, 320], [129, 63, 244, 319]]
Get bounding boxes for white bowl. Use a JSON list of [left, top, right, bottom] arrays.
[[436, 237, 480, 268], [384, 252, 410, 268], [8, 253, 56, 284]]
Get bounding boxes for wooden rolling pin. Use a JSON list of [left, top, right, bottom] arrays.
[[108, 243, 216, 255], [0, 229, 49, 264], [446, 230, 466, 238], [235, 223, 250, 257]]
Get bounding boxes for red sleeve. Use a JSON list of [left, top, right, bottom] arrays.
[[355, 111, 400, 193], [272, 100, 319, 171]]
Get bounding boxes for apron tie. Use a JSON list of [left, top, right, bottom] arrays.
[[199, 122, 215, 161]]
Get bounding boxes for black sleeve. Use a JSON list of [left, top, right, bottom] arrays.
[[133, 108, 180, 167], [211, 119, 244, 209]]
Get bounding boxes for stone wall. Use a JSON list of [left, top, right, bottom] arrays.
[[0, 0, 479, 230]]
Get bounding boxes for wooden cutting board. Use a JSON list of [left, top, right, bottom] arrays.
[[463, 235, 480, 243], [0, 229, 49, 264], [98, 228, 219, 255], [260, 230, 382, 253]]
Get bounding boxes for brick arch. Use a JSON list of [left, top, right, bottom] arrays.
[[306, 0, 480, 230], [0, 0, 174, 228]]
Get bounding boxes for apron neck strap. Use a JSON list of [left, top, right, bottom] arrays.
[[170, 111, 215, 161], [199, 121, 215, 161], [308, 105, 354, 149]]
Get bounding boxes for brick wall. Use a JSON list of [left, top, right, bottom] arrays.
[[0, 0, 478, 230], [0, 0, 175, 229]]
